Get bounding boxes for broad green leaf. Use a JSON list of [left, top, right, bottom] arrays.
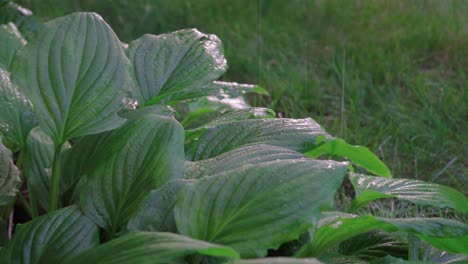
[[364, 218, 468, 254], [11, 12, 131, 145], [175, 160, 348, 257], [22, 127, 54, 210], [0, 2, 40, 35], [0, 68, 37, 149], [172, 81, 269, 112], [229, 258, 323, 264], [0, 206, 99, 264], [0, 23, 26, 69], [338, 231, 407, 261], [59, 134, 102, 201], [305, 138, 391, 178], [185, 118, 331, 161], [182, 107, 274, 129], [180, 107, 219, 128], [186, 94, 251, 113], [180, 97, 264, 130], [119, 104, 176, 120], [126, 29, 227, 105], [80, 114, 185, 233], [201, 108, 275, 128], [185, 144, 304, 179], [204, 94, 251, 110], [296, 213, 468, 257], [128, 180, 191, 233], [202, 81, 270, 97], [0, 139, 20, 205], [67, 231, 240, 264], [348, 173, 468, 213]]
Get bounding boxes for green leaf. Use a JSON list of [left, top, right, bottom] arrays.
[[183, 107, 274, 129], [22, 127, 54, 210], [67, 231, 240, 264], [0, 23, 26, 69], [200, 108, 275, 128], [228, 258, 323, 264], [185, 144, 304, 179], [305, 138, 391, 177], [11, 12, 131, 145], [58, 132, 107, 206], [0, 68, 37, 149], [80, 114, 185, 233], [0, 139, 20, 205], [338, 231, 407, 261], [128, 180, 191, 233], [0, 206, 99, 263], [119, 104, 176, 120], [179, 97, 266, 130], [203, 94, 251, 110], [296, 213, 468, 257], [202, 81, 270, 97], [348, 173, 468, 213], [174, 160, 348, 257], [185, 118, 331, 161], [0, 2, 40, 35], [426, 247, 468, 264], [127, 29, 227, 105], [180, 107, 219, 128], [186, 94, 251, 113]]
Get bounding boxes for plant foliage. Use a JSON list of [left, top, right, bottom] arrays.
[[0, 5, 466, 263]]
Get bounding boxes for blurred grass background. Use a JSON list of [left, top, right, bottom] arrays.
[[17, 0, 467, 191]]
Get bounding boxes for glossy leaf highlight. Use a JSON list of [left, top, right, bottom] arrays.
[[175, 160, 348, 257], [305, 138, 391, 178], [0, 68, 37, 149], [185, 118, 331, 161], [127, 29, 227, 104], [349, 173, 468, 213], [296, 213, 468, 257], [185, 144, 304, 179], [0, 139, 20, 205], [0, 23, 26, 69], [12, 12, 131, 144]]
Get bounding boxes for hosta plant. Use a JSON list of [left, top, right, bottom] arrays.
[[0, 5, 467, 264]]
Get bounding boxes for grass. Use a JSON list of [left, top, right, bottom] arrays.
[[18, 0, 467, 192]]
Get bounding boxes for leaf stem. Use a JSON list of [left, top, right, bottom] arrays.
[[18, 151, 39, 218], [49, 143, 63, 212], [8, 207, 14, 239], [27, 180, 38, 218], [17, 191, 33, 217], [16, 152, 39, 218]]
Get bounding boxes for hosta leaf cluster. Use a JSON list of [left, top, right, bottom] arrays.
[[0, 6, 467, 264]]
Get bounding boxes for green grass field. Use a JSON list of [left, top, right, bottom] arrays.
[[19, 0, 467, 192]]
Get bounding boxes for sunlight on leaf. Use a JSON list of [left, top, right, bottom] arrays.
[[305, 138, 391, 178], [349, 173, 468, 213]]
